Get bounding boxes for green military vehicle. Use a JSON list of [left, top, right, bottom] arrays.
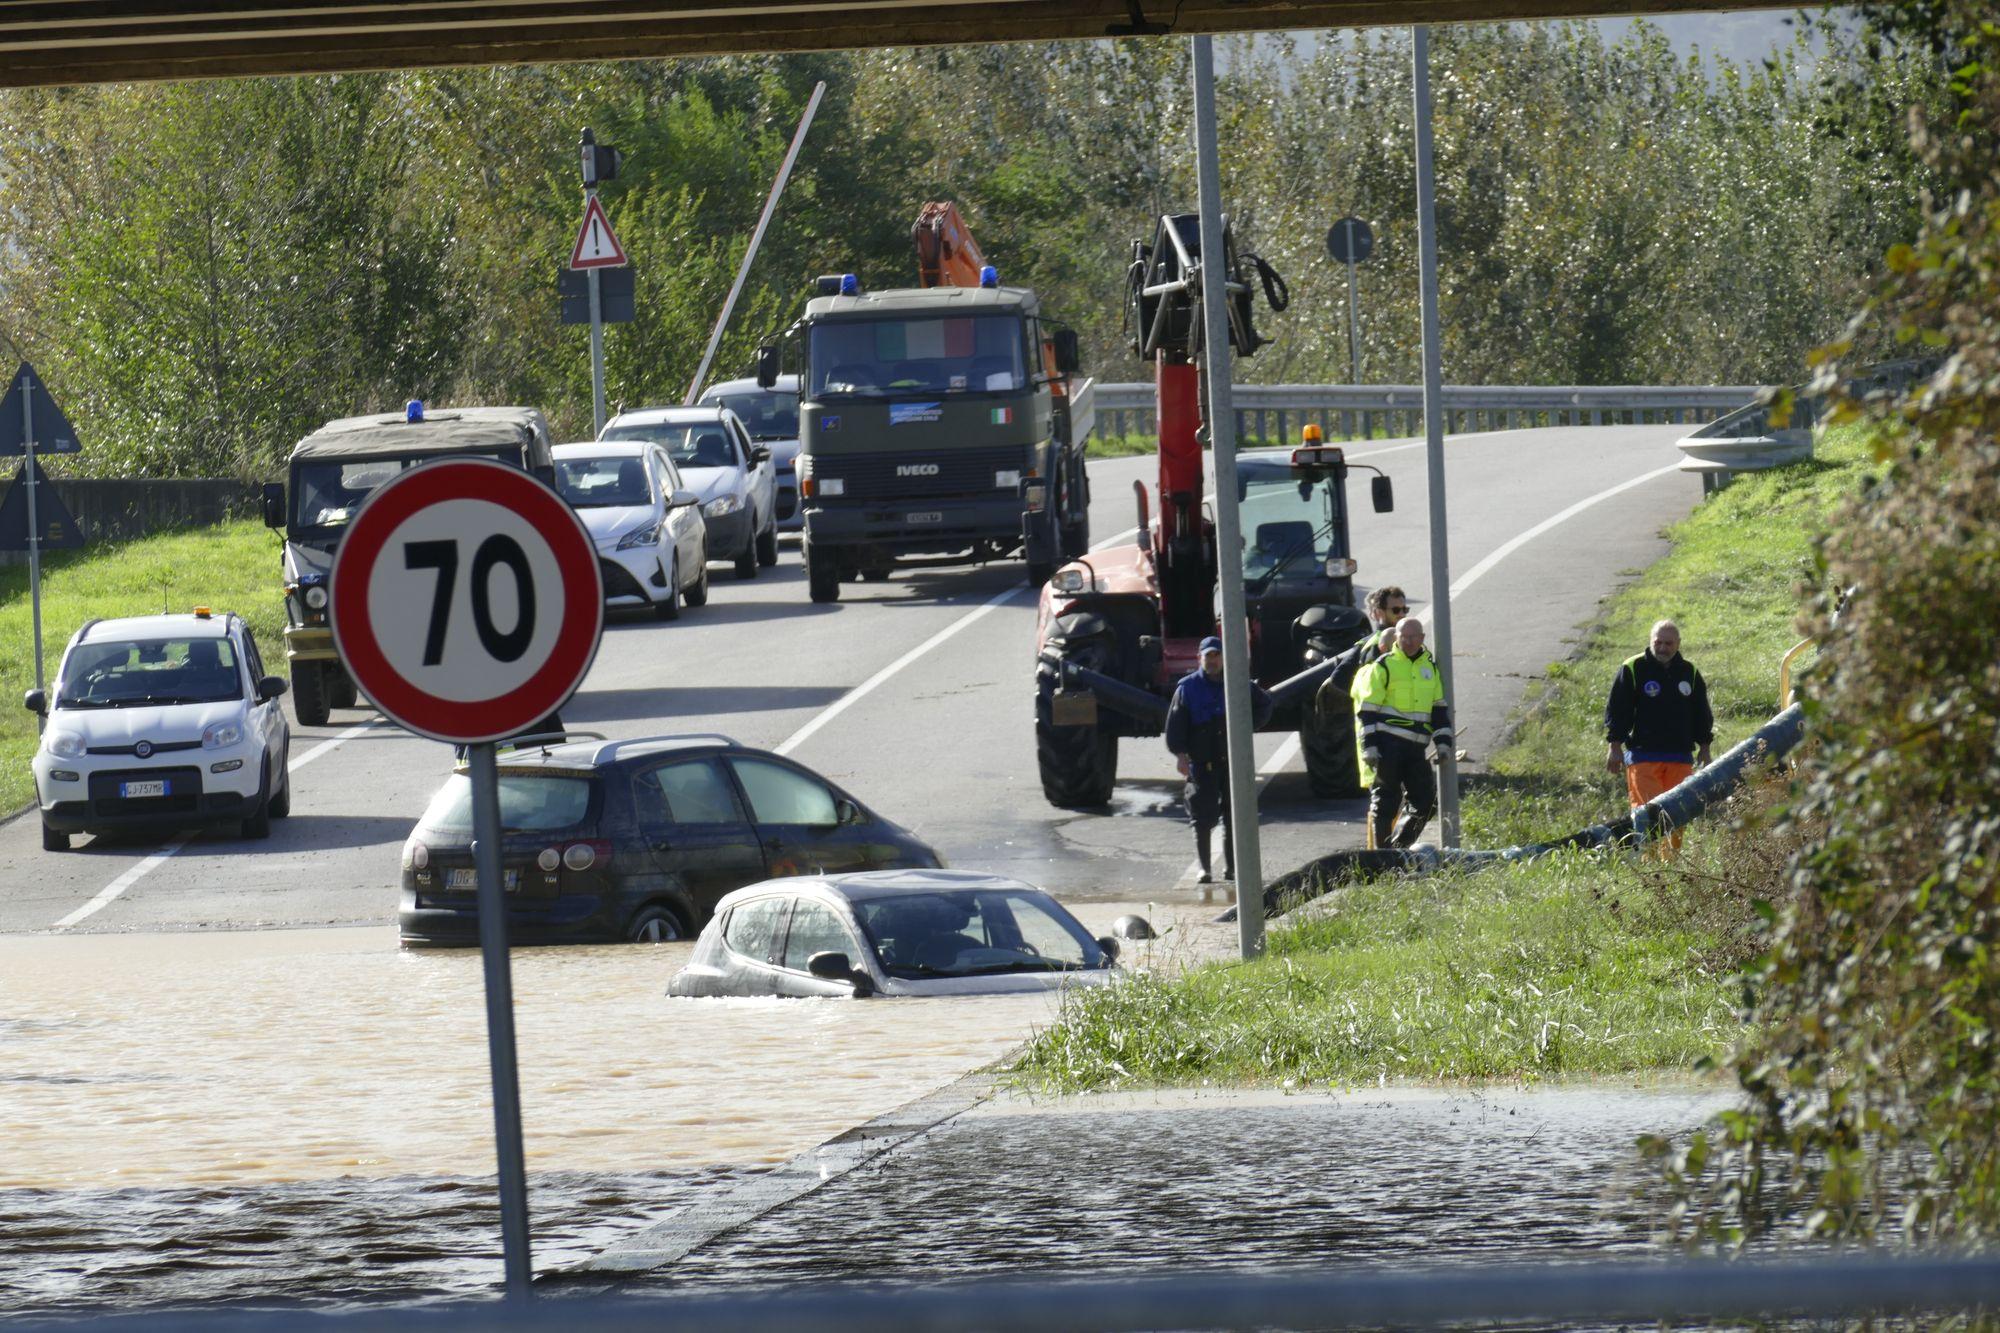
[[260, 404, 555, 726], [758, 271, 1095, 602]]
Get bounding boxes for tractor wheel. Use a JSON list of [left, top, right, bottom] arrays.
[[1037, 718, 1118, 809], [806, 541, 842, 604], [1300, 693, 1364, 799], [292, 662, 330, 728]]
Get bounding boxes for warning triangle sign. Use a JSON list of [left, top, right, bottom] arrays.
[[569, 195, 629, 270], [0, 362, 82, 457], [0, 456, 86, 552]]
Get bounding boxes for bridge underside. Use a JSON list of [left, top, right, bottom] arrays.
[[3, 0, 1791, 90]]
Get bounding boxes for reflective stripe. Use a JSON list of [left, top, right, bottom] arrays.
[[1361, 721, 1433, 746]]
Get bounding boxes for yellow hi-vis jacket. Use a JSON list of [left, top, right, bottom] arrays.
[[1352, 646, 1453, 784]]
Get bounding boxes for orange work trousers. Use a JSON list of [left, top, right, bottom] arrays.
[[1626, 760, 1693, 855]]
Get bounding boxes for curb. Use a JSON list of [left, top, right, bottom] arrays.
[[544, 1071, 1002, 1289]]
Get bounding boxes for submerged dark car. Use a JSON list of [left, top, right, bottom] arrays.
[[398, 735, 942, 946]]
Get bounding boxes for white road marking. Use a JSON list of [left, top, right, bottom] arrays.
[[775, 586, 1028, 757], [51, 720, 381, 931], [1175, 458, 1685, 889]]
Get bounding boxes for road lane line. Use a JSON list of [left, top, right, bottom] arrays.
[[775, 586, 1029, 757], [51, 719, 383, 931], [1175, 458, 1685, 887]]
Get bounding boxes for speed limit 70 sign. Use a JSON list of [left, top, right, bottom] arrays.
[[330, 458, 603, 743]]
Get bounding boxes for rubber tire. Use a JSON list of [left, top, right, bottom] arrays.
[[1037, 720, 1118, 808], [859, 568, 892, 583], [41, 818, 68, 852], [628, 905, 687, 943], [756, 521, 778, 567], [655, 556, 682, 620], [806, 541, 841, 604], [329, 675, 358, 710], [1299, 698, 1364, 799], [683, 554, 710, 608], [292, 662, 330, 728], [242, 771, 273, 840], [269, 769, 292, 819], [734, 536, 759, 580], [1026, 561, 1057, 588]]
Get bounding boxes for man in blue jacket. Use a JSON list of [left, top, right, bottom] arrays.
[[1165, 636, 1272, 883]]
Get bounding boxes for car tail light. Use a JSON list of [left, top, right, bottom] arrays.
[[411, 842, 430, 870], [563, 841, 609, 871], [537, 847, 561, 872]]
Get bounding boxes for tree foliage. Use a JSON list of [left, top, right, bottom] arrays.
[[0, 22, 1950, 478]]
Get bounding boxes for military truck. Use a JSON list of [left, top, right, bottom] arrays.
[[757, 204, 1094, 602], [260, 404, 555, 726]]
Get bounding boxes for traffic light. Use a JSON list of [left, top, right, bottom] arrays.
[[579, 128, 623, 187]]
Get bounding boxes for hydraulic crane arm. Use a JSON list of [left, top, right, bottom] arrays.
[[913, 201, 990, 288]]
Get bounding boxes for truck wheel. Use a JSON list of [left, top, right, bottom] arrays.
[[1300, 695, 1364, 799], [292, 662, 330, 727], [1037, 719, 1118, 808], [806, 541, 841, 604], [329, 675, 358, 710], [41, 819, 68, 852]]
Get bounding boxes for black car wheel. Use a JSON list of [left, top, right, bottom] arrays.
[[684, 552, 710, 607], [41, 818, 68, 852], [628, 905, 687, 943], [756, 521, 778, 567], [655, 555, 682, 621], [734, 533, 759, 579]]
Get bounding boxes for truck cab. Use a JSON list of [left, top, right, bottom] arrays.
[[261, 405, 554, 726], [768, 278, 1094, 602]]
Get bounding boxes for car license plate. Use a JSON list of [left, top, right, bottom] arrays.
[[447, 868, 520, 891], [118, 779, 170, 798], [906, 511, 943, 524]]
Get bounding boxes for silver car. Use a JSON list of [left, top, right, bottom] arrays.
[[698, 375, 802, 533], [602, 405, 778, 577], [552, 441, 709, 619], [668, 870, 1134, 998]]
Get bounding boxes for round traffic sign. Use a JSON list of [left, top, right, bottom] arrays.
[[1326, 216, 1375, 265], [330, 457, 603, 744]]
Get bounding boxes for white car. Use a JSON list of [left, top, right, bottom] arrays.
[[698, 375, 802, 533], [25, 611, 293, 851], [668, 869, 1140, 998], [601, 406, 778, 579], [553, 441, 710, 619]]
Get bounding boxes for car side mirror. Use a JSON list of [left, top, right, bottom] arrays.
[[24, 688, 47, 715], [808, 951, 875, 998], [835, 797, 862, 826], [670, 489, 699, 509], [1096, 935, 1121, 964], [262, 482, 286, 529], [1371, 475, 1394, 514], [755, 344, 781, 390], [1052, 328, 1082, 375], [751, 445, 772, 464], [258, 675, 289, 702]]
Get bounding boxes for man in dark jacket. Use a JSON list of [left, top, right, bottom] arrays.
[[1604, 619, 1714, 854], [1166, 636, 1273, 883]]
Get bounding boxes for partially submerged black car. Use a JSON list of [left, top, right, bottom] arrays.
[[398, 734, 942, 946]]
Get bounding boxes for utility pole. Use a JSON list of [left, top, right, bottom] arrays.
[[1191, 36, 1265, 958], [1413, 26, 1462, 847]]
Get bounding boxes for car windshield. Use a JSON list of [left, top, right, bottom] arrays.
[[291, 450, 512, 532], [1240, 472, 1335, 587], [808, 315, 1026, 399], [556, 456, 654, 508], [701, 390, 799, 440], [56, 637, 242, 708], [851, 889, 1104, 979], [417, 773, 595, 834], [602, 423, 735, 469]]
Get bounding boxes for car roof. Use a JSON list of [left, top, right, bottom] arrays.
[[79, 613, 235, 642], [491, 732, 743, 772], [702, 376, 799, 397], [716, 869, 1043, 911], [553, 440, 650, 459], [604, 406, 729, 428]]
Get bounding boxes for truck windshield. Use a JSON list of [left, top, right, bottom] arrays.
[[291, 450, 514, 533], [808, 315, 1026, 398], [699, 389, 799, 439], [1240, 474, 1334, 585]]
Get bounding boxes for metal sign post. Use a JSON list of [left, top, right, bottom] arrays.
[[1191, 35, 1264, 959], [23, 384, 41, 696], [331, 457, 604, 1300], [1, 364, 84, 707], [1325, 217, 1374, 394], [1412, 26, 1462, 847], [588, 266, 606, 437], [573, 130, 630, 439]]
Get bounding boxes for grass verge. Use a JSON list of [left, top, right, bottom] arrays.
[[0, 520, 283, 816], [1014, 426, 1876, 1092]]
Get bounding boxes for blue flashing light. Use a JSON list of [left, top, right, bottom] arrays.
[[840, 273, 859, 296], [979, 265, 999, 288], [406, 399, 425, 423]]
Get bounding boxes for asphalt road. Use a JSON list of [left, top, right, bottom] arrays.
[[0, 425, 1694, 936]]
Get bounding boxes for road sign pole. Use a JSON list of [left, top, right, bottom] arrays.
[[1344, 225, 1362, 389], [1413, 24, 1462, 848], [587, 227, 607, 439], [1192, 35, 1265, 959], [22, 382, 43, 700], [467, 739, 533, 1299]]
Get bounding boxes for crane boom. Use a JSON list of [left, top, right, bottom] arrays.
[[913, 200, 989, 288]]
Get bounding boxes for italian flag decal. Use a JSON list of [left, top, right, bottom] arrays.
[[874, 319, 977, 360], [991, 406, 1014, 425]]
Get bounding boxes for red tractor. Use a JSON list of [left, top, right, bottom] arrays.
[[1032, 214, 1395, 808]]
